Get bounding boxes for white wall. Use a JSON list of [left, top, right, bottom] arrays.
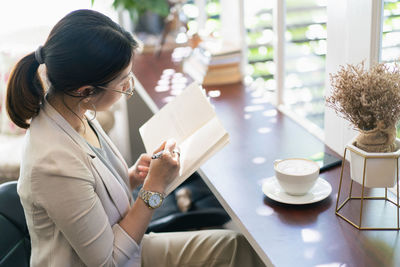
[[0, 0, 116, 50], [324, 0, 383, 155]]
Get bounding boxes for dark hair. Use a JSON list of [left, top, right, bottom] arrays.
[[6, 9, 138, 129]]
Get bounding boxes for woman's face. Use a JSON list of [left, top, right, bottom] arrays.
[[89, 61, 134, 111]]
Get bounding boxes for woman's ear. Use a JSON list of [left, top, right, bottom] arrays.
[[75, 85, 94, 97]]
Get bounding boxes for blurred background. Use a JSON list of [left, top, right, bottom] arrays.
[[1, 0, 400, 181]]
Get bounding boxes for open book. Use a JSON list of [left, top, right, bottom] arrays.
[[139, 82, 229, 195]]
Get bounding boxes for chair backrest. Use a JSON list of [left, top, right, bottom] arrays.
[[0, 181, 30, 267]]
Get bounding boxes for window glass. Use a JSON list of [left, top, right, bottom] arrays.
[[205, 0, 221, 36], [382, 0, 400, 63], [284, 0, 327, 130], [244, 2, 274, 90], [381, 0, 400, 137], [183, 0, 220, 36], [183, 0, 200, 35], [244, 0, 327, 131]]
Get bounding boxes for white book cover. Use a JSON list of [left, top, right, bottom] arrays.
[[139, 82, 229, 195]]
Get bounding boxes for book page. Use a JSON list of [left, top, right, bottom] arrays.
[[139, 83, 215, 153], [139, 82, 229, 195], [165, 117, 229, 194]]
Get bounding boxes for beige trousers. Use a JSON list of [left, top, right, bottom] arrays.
[[141, 229, 265, 267]]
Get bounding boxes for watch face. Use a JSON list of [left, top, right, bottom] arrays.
[[149, 194, 162, 208]]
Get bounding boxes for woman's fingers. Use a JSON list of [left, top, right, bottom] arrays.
[[153, 140, 167, 154], [151, 139, 178, 160], [139, 154, 151, 167], [163, 139, 181, 162], [164, 139, 177, 154], [172, 148, 180, 160], [145, 139, 181, 193], [137, 165, 149, 173], [138, 171, 147, 179]]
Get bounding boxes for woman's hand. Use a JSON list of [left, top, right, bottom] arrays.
[[128, 154, 151, 190], [143, 139, 180, 194]]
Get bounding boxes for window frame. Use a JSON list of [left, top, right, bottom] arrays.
[[194, 0, 386, 154], [217, 0, 327, 140]]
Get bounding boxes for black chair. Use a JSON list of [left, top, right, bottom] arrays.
[[0, 181, 30, 267], [133, 172, 231, 233]]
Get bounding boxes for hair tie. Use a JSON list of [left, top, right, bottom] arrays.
[[34, 45, 44, 64]]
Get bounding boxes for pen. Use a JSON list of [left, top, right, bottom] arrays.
[[151, 149, 180, 159], [151, 151, 163, 159]]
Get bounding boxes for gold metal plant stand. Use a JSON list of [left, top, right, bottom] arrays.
[[335, 146, 400, 230]]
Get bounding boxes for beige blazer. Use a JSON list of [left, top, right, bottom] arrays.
[[18, 98, 141, 267]]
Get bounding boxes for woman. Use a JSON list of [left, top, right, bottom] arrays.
[[7, 9, 264, 267]]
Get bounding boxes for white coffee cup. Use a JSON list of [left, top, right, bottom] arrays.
[[274, 158, 320, 196]]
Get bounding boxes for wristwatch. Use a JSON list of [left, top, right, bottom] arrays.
[[138, 188, 164, 209]]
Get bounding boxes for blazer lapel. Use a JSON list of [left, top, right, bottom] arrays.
[[42, 99, 130, 216], [90, 156, 130, 216], [90, 119, 133, 204], [42, 99, 95, 158], [91, 119, 129, 180]]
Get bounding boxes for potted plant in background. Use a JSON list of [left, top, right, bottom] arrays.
[[326, 62, 400, 188], [92, 0, 170, 34], [94, 0, 190, 54]]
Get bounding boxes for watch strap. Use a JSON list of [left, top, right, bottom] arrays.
[[139, 188, 164, 209]]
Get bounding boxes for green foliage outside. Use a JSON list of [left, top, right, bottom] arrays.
[[91, 0, 169, 18], [251, 62, 273, 77], [206, 0, 220, 17], [384, 0, 400, 137], [248, 46, 273, 62]]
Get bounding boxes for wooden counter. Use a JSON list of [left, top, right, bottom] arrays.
[[132, 50, 400, 267]]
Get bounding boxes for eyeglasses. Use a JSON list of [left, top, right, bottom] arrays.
[[96, 72, 135, 99]]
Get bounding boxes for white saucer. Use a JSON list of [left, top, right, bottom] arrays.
[[262, 177, 332, 205]]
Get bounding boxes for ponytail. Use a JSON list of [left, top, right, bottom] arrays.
[[6, 52, 45, 129]]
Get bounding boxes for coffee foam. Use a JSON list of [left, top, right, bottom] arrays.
[[276, 159, 318, 175]]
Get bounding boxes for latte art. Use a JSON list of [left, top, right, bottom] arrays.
[[276, 159, 318, 175]]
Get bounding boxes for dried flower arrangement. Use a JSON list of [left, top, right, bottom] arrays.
[[326, 62, 400, 153]]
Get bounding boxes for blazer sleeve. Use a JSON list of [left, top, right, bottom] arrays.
[[31, 148, 141, 267]]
